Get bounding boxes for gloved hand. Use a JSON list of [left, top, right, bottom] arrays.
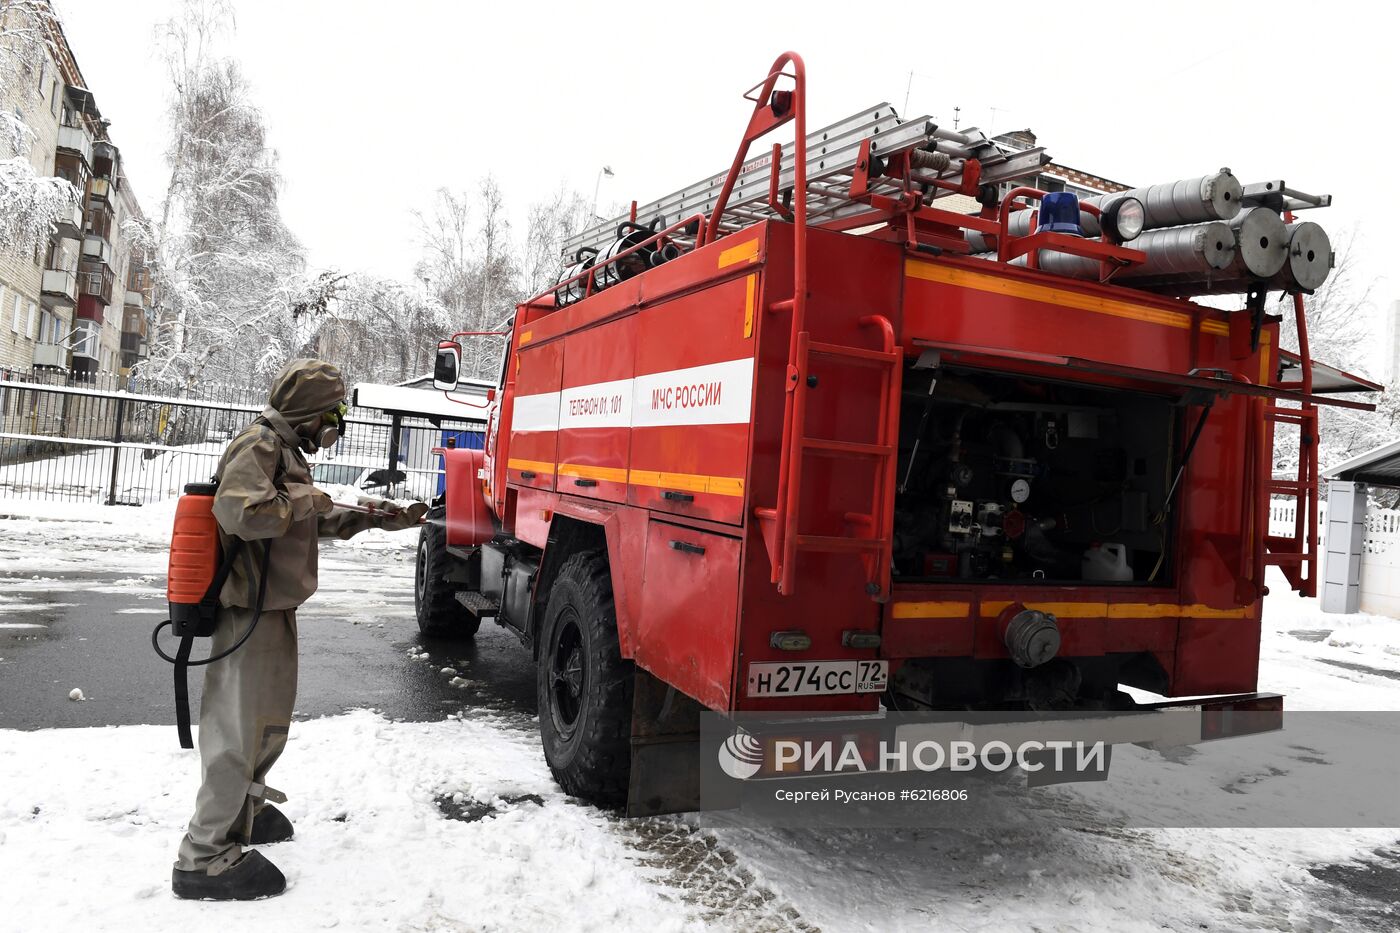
[[357, 495, 427, 530], [288, 483, 334, 518], [379, 502, 429, 530]]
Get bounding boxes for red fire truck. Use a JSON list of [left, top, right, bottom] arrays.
[[417, 53, 1378, 812]]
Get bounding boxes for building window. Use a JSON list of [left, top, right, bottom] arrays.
[[37, 61, 45, 94], [10, 294, 22, 334], [50, 79, 59, 117], [26, 302, 37, 340], [72, 320, 100, 358]]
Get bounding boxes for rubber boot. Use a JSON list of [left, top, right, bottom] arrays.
[[250, 804, 295, 845], [171, 850, 286, 900]]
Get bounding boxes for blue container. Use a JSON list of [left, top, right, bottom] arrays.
[[1038, 191, 1083, 236], [436, 428, 485, 495]]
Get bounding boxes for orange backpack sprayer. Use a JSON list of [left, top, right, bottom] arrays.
[[167, 482, 223, 637], [152, 480, 270, 749]]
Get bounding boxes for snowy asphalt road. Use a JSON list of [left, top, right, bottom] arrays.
[[5, 500, 1400, 931]]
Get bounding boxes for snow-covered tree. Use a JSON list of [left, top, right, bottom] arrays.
[[522, 187, 591, 297], [311, 274, 454, 385], [136, 0, 312, 394], [414, 179, 522, 379], [0, 0, 79, 256], [407, 181, 593, 381], [1271, 229, 1385, 473]]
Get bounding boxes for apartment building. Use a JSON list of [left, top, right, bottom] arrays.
[[0, 3, 154, 384]]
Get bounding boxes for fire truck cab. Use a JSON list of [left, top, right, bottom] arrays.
[[416, 53, 1377, 812]]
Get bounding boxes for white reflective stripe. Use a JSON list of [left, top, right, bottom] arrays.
[[509, 359, 755, 432], [558, 377, 633, 430], [632, 358, 754, 428], [511, 391, 561, 433]]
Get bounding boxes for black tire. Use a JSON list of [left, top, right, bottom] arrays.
[[415, 516, 480, 639], [537, 550, 633, 807]]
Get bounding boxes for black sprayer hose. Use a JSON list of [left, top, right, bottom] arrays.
[[151, 545, 272, 666]]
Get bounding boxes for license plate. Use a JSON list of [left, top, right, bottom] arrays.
[[746, 660, 889, 697]]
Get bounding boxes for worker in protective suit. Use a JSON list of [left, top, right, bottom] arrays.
[[171, 358, 427, 900]]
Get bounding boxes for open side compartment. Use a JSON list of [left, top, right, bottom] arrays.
[[893, 363, 1181, 586]]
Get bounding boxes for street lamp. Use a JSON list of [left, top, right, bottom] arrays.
[[593, 165, 615, 221]]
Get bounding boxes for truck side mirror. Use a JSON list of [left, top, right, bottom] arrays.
[[434, 341, 461, 391]]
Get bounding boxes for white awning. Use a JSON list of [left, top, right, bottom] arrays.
[[352, 382, 490, 422], [1325, 437, 1400, 486]]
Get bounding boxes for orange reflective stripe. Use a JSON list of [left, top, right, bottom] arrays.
[[629, 469, 745, 497], [507, 458, 555, 474], [718, 238, 760, 269], [977, 601, 1252, 619], [906, 260, 1193, 330], [890, 601, 971, 619], [743, 274, 757, 339], [557, 463, 629, 484]]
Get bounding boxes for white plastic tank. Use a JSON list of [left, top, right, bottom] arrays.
[[1082, 543, 1132, 582]]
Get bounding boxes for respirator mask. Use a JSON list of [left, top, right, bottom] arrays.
[[307, 401, 349, 452]]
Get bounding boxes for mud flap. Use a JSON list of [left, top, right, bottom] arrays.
[[626, 669, 706, 817]]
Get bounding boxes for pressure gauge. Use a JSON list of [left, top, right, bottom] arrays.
[[1010, 479, 1031, 504]]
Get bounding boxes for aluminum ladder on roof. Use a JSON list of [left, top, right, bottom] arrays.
[[559, 103, 1053, 261]]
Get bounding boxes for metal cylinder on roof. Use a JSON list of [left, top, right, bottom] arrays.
[[1005, 221, 1237, 281], [1227, 208, 1290, 279], [1084, 169, 1243, 229], [1281, 221, 1333, 291], [964, 169, 1243, 252], [1143, 221, 1333, 296]]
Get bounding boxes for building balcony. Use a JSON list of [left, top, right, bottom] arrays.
[[121, 308, 148, 338], [32, 343, 69, 369], [57, 124, 92, 166], [53, 200, 85, 239], [89, 177, 112, 203], [124, 289, 145, 308], [71, 320, 100, 360], [92, 141, 119, 181], [120, 331, 140, 354], [76, 294, 104, 321], [41, 269, 78, 307], [79, 262, 114, 306], [82, 234, 113, 265]]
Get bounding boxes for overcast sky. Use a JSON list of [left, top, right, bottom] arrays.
[[55, 0, 1398, 368]]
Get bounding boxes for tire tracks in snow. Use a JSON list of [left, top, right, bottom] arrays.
[[618, 817, 819, 932]]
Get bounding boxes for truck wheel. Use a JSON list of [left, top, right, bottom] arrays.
[[415, 516, 480, 639], [537, 550, 633, 807]]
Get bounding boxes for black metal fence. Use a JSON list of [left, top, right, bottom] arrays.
[[0, 365, 267, 408], [0, 376, 485, 507]]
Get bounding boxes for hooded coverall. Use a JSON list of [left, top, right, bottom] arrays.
[[174, 358, 414, 875]]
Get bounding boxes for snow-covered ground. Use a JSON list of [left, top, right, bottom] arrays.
[[2, 495, 1400, 931]]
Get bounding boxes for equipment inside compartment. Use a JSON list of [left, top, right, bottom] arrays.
[[893, 367, 1179, 585]]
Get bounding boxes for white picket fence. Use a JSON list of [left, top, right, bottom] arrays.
[[1269, 499, 1400, 555], [1270, 496, 1400, 616]]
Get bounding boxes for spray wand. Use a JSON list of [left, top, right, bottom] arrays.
[[330, 500, 429, 524]]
